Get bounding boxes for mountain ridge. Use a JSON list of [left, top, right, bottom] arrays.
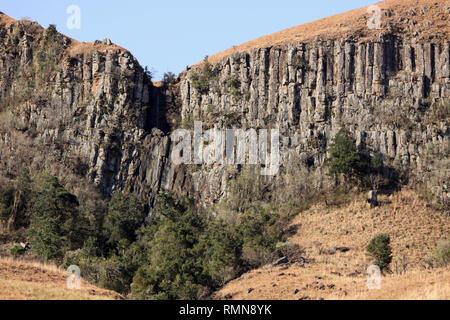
[[191, 0, 449, 67]]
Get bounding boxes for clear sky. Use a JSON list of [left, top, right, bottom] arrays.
[[2, 0, 377, 79]]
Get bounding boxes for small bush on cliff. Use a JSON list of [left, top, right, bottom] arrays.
[[225, 75, 241, 97], [34, 24, 65, 86], [366, 234, 393, 272], [144, 66, 153, 80], [44, 24, 58, 42], [191, 56, 214, 95], [325, 128, 368, 185], [293, 54, 308, 70], [324, 128, 377, 188], [163, 72, 177, 85]]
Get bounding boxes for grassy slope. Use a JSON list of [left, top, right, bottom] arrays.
[[0, 257, 123, 300], [198, 0, 450, 66], [214, 189, 450, 300]]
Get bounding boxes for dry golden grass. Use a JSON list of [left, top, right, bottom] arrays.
[[200, 0, 450, 66], [0, 11, 127, 59], [152, 81, 165, 87], [0, 257, 123, 300], [214, 189, 450, 300], [65, 40, 128, 58], [0, 11, 16, 25]]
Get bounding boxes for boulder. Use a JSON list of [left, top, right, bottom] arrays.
[[274, 257, 289, 266], [367, 190, 378, 207]]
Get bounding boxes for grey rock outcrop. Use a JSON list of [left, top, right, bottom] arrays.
[[177, 34, 449, 207]]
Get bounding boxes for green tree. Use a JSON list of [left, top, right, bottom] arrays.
[[0, 170, 33, 231], [10, 169, 33, 230], [45, 24, 58, 42], [225, 75, 241, 97], [200, 220, 243, 286], [366, 234, 393, 271], [28, 173, 90, 261], [0, 186, 14, 228], [324, 128, 368, 184], [131, 194, 210, 300], [163, 72, 177, 85], [103, 192, 146, 250], [34, 24, 64, 85], [237, 205, 284, 267], [190, 56, 213, 94]]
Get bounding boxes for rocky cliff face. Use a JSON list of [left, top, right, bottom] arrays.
[[176, 35, 449, 207], [169, 0, 450, 208], [0, 0, 449, 213], [0, 16, 171, 207]]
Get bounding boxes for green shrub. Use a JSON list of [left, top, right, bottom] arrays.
[[33, 24, 64, 85], [45, 24, 58, 42], [0, 170, 32, 230], [433, 239, 450, 266], [424, 239, 450, 268], [163, 72, 177, 85], [366, 234, 393, 271], [131, 194, 210, 300], [63, 246, 101, 284], [292, 54, 308, 70], [97, 256, 130, 294], [237, 205, 285, 267], [190, 56, 214, 95], [200, 220, 243, 286], [324, 128, 369, 184], [225, 75, 241, 97], [63, 245, 132, 294], [0, 188, 14, 224], [27, 172, 90, 262], [10, 245, 26, 258], [103, 192, 146, 250]]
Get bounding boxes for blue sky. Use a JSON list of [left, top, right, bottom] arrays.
[[2, 0, 376, 79]]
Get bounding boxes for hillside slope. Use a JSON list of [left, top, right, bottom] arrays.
[[213, 190, 450, 300], [206, 0, 450, 65], [0, 257, 123, 300]]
